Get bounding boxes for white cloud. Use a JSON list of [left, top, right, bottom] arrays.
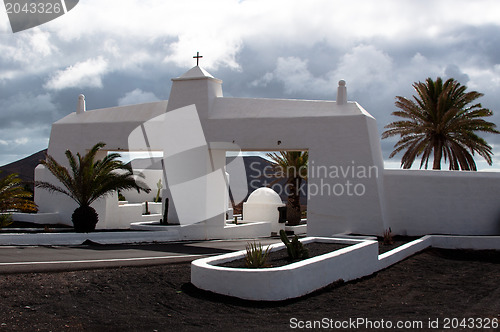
[[0, 28, 57, 63], [5, 93, 57, 113], [0, 29, 59, 83], [44, 57, 109, 90], [467, 65, 500, 91], [272, 57, 333, 95], [333, 45, 393, 93], [250, 72, 274, 88], [118, 89, 160, 106], [257, 46, 393, 98], [50, 0, 245, 70], [0, 126, 50, 166], [163, 35, 243, 71], [2, 0, 500, 170], [254, 57, 336, 97], [14, 137, 28, 145], [0, 7, 9, 33], [0, 93, 58, 125], [29, 29, 56, 56]]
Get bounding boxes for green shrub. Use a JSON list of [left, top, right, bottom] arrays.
[[279, 229, 309, 260], [244, 241, 271, 268], [0, 213, 13, 229], [383, 228, 394, 245], [118, 191, 126, 201]]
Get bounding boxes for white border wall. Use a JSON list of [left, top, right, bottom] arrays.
[[191, 237, 379, 301], [384, 169, 500, 236], [191, 235, 500, 301]]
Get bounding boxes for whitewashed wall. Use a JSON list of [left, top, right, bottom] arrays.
[[36, 67, 500, 237], [384, 169, 500, 235], [121, 169, 163, 203]]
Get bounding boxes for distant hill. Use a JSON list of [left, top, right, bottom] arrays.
[[0, 149, 47, 183]]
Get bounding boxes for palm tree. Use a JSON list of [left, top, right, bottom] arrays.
[[0, 172, 38, 228], [382, 77, 500, 170], [36, 142, 150, 232], [266, 151, 308, 225]]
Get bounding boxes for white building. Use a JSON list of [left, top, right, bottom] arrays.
[[33, 64, 500, 239]]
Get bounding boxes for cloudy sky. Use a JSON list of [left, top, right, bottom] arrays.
[[1, 0, 500, 170]]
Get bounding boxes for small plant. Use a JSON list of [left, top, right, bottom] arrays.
[[279, 229, 309, 260], [0, 214, 13, 229], [154, 179, 162, 203], [244, 241, 271, 268], [118, 191, 126, 201], [383, 227, 393, 245]]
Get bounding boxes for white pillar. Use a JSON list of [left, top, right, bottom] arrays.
[[336, 80, 347, 105], [77, 94, 86, 114]]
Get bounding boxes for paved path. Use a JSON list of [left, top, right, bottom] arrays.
[[0, 238, 282, 274]]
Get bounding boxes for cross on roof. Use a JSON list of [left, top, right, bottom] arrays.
[[193, 52, 203, 66]]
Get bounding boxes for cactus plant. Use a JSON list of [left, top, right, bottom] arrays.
[[279, 229, 309, 260], [154, 179, 162, 203]]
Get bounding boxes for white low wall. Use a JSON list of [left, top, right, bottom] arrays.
[[377, 236, 432, 270], [191, 237, 378, 301], [131, 220, 272, 241], [285, 224, 307, 235], [0, 230, 181, 246], [121, 169, 163, 204], [432, 235, 500, 250], [34, 164, 164, 230], [384, 169, 500, 236], [142, 202, 162, 215], [220, 222, 272, 240], [191, 234, 500, 301], [11, 212, 61, 224]]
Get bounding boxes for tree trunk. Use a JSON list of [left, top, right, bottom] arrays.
[[286, 178, 302, 226], [433, 140, 442, 170]]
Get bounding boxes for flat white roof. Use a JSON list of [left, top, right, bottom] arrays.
[[211, 98, 365, 119], [54, 100, 168, 124]]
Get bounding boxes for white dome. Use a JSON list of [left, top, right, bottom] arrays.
[[246, 187, 283, 205]]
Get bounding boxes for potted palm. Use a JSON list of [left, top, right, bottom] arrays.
[[36, 142, 150, 232]]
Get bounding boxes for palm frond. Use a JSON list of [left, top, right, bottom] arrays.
[[382, 77, 499, 170], [0, 172, 38, 213]]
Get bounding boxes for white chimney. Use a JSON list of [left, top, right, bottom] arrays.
[[336, 80, 347, 105], [77, 94, 86, 114]]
